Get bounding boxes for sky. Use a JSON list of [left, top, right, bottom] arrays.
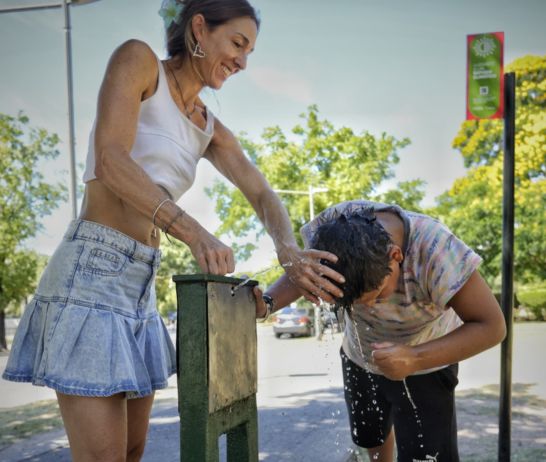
[[1, 0, 545, 272]]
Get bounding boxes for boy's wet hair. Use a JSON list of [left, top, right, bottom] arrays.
[[310, 207, 393, 310]]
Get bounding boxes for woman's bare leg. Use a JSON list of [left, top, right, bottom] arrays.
[[126, 393, 155, 462], [56, 392, 127, 462]]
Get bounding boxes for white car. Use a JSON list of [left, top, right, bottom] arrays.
[[272, 307, 315, 338]]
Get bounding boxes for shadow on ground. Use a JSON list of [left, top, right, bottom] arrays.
[[0, 401, 63, 451], [145, 387, 353, 462], [456, 383, 546, 462], [1, 383, 545, 461]]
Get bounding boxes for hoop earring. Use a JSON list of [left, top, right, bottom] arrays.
[[192, 42, 206, 58]]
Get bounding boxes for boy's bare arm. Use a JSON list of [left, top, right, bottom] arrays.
[[372, 271, 506, 380], [253, 274, 304, 318]]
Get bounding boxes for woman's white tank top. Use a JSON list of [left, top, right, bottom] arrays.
[[82, 56, 214, 202]]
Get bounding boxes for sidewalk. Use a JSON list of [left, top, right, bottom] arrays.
[[1, 323, 545, 461], [0, 328, 354, 462]]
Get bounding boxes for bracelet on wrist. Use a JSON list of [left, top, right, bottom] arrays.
[[163, 208, 185, 234], [152, 198, 173, 226]]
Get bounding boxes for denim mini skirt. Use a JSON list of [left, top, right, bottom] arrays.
[[2, 219, 177, 399]]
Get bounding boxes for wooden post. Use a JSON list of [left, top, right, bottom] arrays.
[[173, 274, 259, 462]]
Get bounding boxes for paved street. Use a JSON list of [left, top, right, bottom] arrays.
[[1, 322, 545, 461]]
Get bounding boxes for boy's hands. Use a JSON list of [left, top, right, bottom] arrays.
[[371, 342, 419, 380]]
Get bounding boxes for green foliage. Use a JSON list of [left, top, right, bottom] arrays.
[[433, 55, 546, 284], [2, 251, 38, 316], [4, 253, 49, 317], [518, 284, 546, 321], [0, 113, 66, 316], [518, 288, 546, 308], [207, 105, 411, 259], [372, 179, 427, 213], [155, 237, 199, 318]]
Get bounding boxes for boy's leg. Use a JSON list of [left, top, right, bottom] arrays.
[[366, 428, 395, 462], [390, 364, 460, 462], [56, 392, 127, 462], [340, 348, 394, 461]]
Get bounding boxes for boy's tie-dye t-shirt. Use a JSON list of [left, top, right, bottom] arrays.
[[301, 200, 482, 376]]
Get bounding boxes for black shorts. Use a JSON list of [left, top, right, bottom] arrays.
[[341, 348, 459, 462]]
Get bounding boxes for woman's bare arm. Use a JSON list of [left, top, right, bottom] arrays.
[[205, 119, 345, 303], [372, 271, 506, 380]]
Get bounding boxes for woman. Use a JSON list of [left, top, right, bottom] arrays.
[[3, 1, 343, 460]]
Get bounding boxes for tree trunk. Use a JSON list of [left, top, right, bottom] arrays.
[[0, 310, 7, 351]]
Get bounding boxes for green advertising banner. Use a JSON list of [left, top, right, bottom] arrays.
[[466, 32, 504, 120]]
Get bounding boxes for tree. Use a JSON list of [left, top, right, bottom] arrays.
[[0, 113, 66, 350], [155, 237, 199, 319], [207, 105, 411, 261], [433, 55, 545, 285], [373, 179, 427, 214]]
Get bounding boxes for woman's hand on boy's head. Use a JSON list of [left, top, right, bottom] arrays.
[[278, 247, 345, 305]]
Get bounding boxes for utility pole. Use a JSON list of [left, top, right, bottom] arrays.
[[0, 0, 101, 219], [274, 185, 329, 221]]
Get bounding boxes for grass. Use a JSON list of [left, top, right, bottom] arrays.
[[518, 281, 546, 303], [0, 399, 63, 450], [518, 287, 546, 308]]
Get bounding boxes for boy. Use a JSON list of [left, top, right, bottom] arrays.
[[256, 200, 505, 461]]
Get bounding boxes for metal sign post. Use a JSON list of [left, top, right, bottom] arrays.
[[498, 72, 516, 462], [173, 274, 259, 462], [466, 32, 515, 461]]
